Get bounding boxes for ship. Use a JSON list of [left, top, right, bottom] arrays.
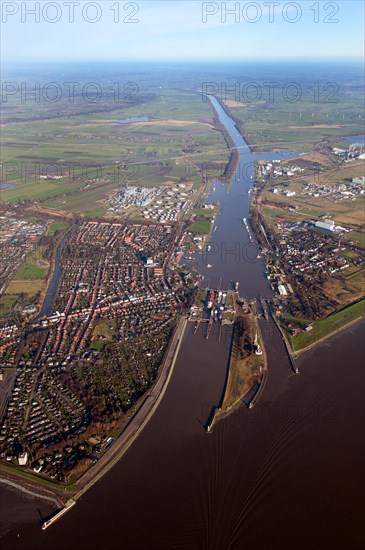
[[243, 218, 253, 242], [206, 264, 212, 269], [207, 290, 215, 309], [234, 281, 239, 291]]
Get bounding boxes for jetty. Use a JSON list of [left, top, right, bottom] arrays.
[[42, 499, 76, 530]]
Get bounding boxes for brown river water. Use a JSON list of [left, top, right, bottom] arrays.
[[1, 95, 364, 549], [1, 320, 364, 549]]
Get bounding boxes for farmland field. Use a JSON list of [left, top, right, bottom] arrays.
[[1, 84, 229, 216], [225, 64, 365, 152]]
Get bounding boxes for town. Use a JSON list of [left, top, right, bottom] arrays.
[[249, 138, 364, 326], [0, 220, 198, 482]]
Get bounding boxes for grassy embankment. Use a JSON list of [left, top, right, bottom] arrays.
[[0, 462, 78, 494], [287, 298, 365, 354]]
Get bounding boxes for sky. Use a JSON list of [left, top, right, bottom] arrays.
[[1, 0, 364, 62]]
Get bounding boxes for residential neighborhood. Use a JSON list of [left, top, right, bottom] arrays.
[[0, 220, 196, 481]]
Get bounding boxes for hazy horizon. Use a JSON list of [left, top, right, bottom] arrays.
[[2, 1, 364, 63]]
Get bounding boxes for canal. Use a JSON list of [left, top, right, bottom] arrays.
[[1, 97, 364, 549], [36, 225, 76, 319], [188, 95, 298, 294]]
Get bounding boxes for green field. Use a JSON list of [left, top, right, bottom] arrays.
[[93, 319, 116, 340], [194, 208, 215, 218], [16, 246, 49, 280], [343, 231, 365, 249], [46, 222, 69, 236], [191, 204, 217, 234], [91, 319, 117, 351], [190, 220, 211, 234], [6, 280, 45, 295], [0, 296, 18, 318], [0, 245, 51, 317], [289, 299, 365, 353]]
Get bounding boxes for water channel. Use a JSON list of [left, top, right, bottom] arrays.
[[1, 96, 364, 550]]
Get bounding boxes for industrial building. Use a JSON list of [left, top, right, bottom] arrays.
[[277, 284, 288, 296], [314, 219, 336, 233]]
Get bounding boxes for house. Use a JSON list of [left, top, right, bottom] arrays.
[[18, 451, 28, 466]]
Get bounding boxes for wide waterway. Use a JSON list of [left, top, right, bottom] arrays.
[[1, 97, 364, 548]]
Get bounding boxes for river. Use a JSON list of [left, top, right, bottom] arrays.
[[1, 97, 364, 549], [36, 226, 75, 319]]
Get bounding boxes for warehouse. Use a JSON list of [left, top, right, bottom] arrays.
[[314, 219, 336, 233]]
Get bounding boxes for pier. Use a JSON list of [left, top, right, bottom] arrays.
[[248, 369, 268, 408], [42, 499, 76, 530], [271, 312, 299, 375], [205, 406, 220, 433]]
